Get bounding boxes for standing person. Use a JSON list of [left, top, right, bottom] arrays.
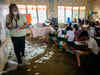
[[6, 4, 28, 65]]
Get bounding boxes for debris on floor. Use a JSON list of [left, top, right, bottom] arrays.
[[24, 41, 47, 61], [34, 72, 40, 75], [26, 69, 31, 72], [7, 39, 47, 61], [4, 39, 47, 74], [34, 51, 54, 64]]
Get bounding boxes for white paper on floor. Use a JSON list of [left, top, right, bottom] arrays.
[[34, 72, 40, 75], [2, 40, 47, 73], [7, 40, 47, 61], [34, 51, 54, 64], [24, 41, 47, 61], [0, 60, 18, 74]]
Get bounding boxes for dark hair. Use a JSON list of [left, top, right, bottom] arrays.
[[73, 24, 78, 31], [89, 22, 95, 27], [67, 26, 73, 31], [79, 31, 89, 39], [9, 3, 20, 22]]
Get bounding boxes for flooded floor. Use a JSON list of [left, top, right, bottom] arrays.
[[4, 38, 88, 75]]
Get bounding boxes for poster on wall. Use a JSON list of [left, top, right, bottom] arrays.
[[37, 5, 47, 23], [58, 6, 65, 23], [27, 5, 37, 25]]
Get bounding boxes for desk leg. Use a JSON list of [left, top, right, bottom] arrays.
[[76, 53, 80, 67], [63, 42, 68, 53]]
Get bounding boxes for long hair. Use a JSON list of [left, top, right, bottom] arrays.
[[9, 3, 20, 23]]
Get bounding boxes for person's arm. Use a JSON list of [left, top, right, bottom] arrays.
[[19, 22, 28, 29], [6, 23, 12, 29], [20, 15, 28, 29], [66, 31, 69, 39], [87, 38, 99, 54]]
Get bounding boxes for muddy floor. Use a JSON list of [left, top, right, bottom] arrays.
[[4, 37, 89, 75]]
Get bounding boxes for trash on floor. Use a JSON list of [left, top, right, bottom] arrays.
[[26, 69, 31, 72], [34, 51, 54, 64], [4, 39, 47, 73], [7, 40, 47, 61], [0, 60, 18, 75], [24, 41, 47, 61], [34, 72, 40, 75]]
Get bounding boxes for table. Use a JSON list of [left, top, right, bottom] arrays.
[[74, 50, 88, 67], [73, 41, 89, 67]]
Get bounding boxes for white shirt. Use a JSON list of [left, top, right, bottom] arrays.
[[66, 30, 75, 42], [89, 27, 95, 37], [58, 28, 66, 38], [49, 26, 55, 33], [86, 37, 100, 55]]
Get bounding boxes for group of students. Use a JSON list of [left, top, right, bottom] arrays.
[[48, 21, 100, 74]]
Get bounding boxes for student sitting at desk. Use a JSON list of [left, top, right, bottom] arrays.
[[79, 31, 100, 74], [66, 27, 75, 47], [56, 24, 67, 51]]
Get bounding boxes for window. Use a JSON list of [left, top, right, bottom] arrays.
[[17, 5, 27, 14], [27, 5, 37, 25], [37, 5, 47, 23], [58, 6, 65, 23], [65, 7, 72, 22], [58, 6, 86, 23], [17, 5, 47, 24], [80, 6, 86, 19], [73, 7, 79, 19]]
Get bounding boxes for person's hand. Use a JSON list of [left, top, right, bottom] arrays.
[[8, 25, 14, 30], [16, 27, 22, 32]]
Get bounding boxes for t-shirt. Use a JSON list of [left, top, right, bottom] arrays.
[[89, 27, 95, 37], [6, 14, 27, 37], [86, 37, 100, 55], [95, 26, 100, 36], [66, 30, 75, 42], [49, 26, 55, 34], [57, 28, 66, 38]]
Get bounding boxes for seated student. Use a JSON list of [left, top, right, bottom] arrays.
[[57, 24, 67, 40], [48, 23, 57, 42], [66, 27, 75, 47], [56, 24, 67, 50], [88, 22, 95, 38], [79, 31, 100, 74], [95, 23, 100, 47], [73, 24, 79, 41]]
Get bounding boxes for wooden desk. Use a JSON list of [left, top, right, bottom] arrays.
[[74, 50, 88, 67]]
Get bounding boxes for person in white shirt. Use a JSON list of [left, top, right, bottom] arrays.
[[66, 27, 75, 47], [88, 23, 95, 38], [79, 31, 100, 74], [57, 28, 66, 38]]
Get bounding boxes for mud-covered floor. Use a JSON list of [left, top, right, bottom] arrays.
[[4, 37, 88, 75]]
